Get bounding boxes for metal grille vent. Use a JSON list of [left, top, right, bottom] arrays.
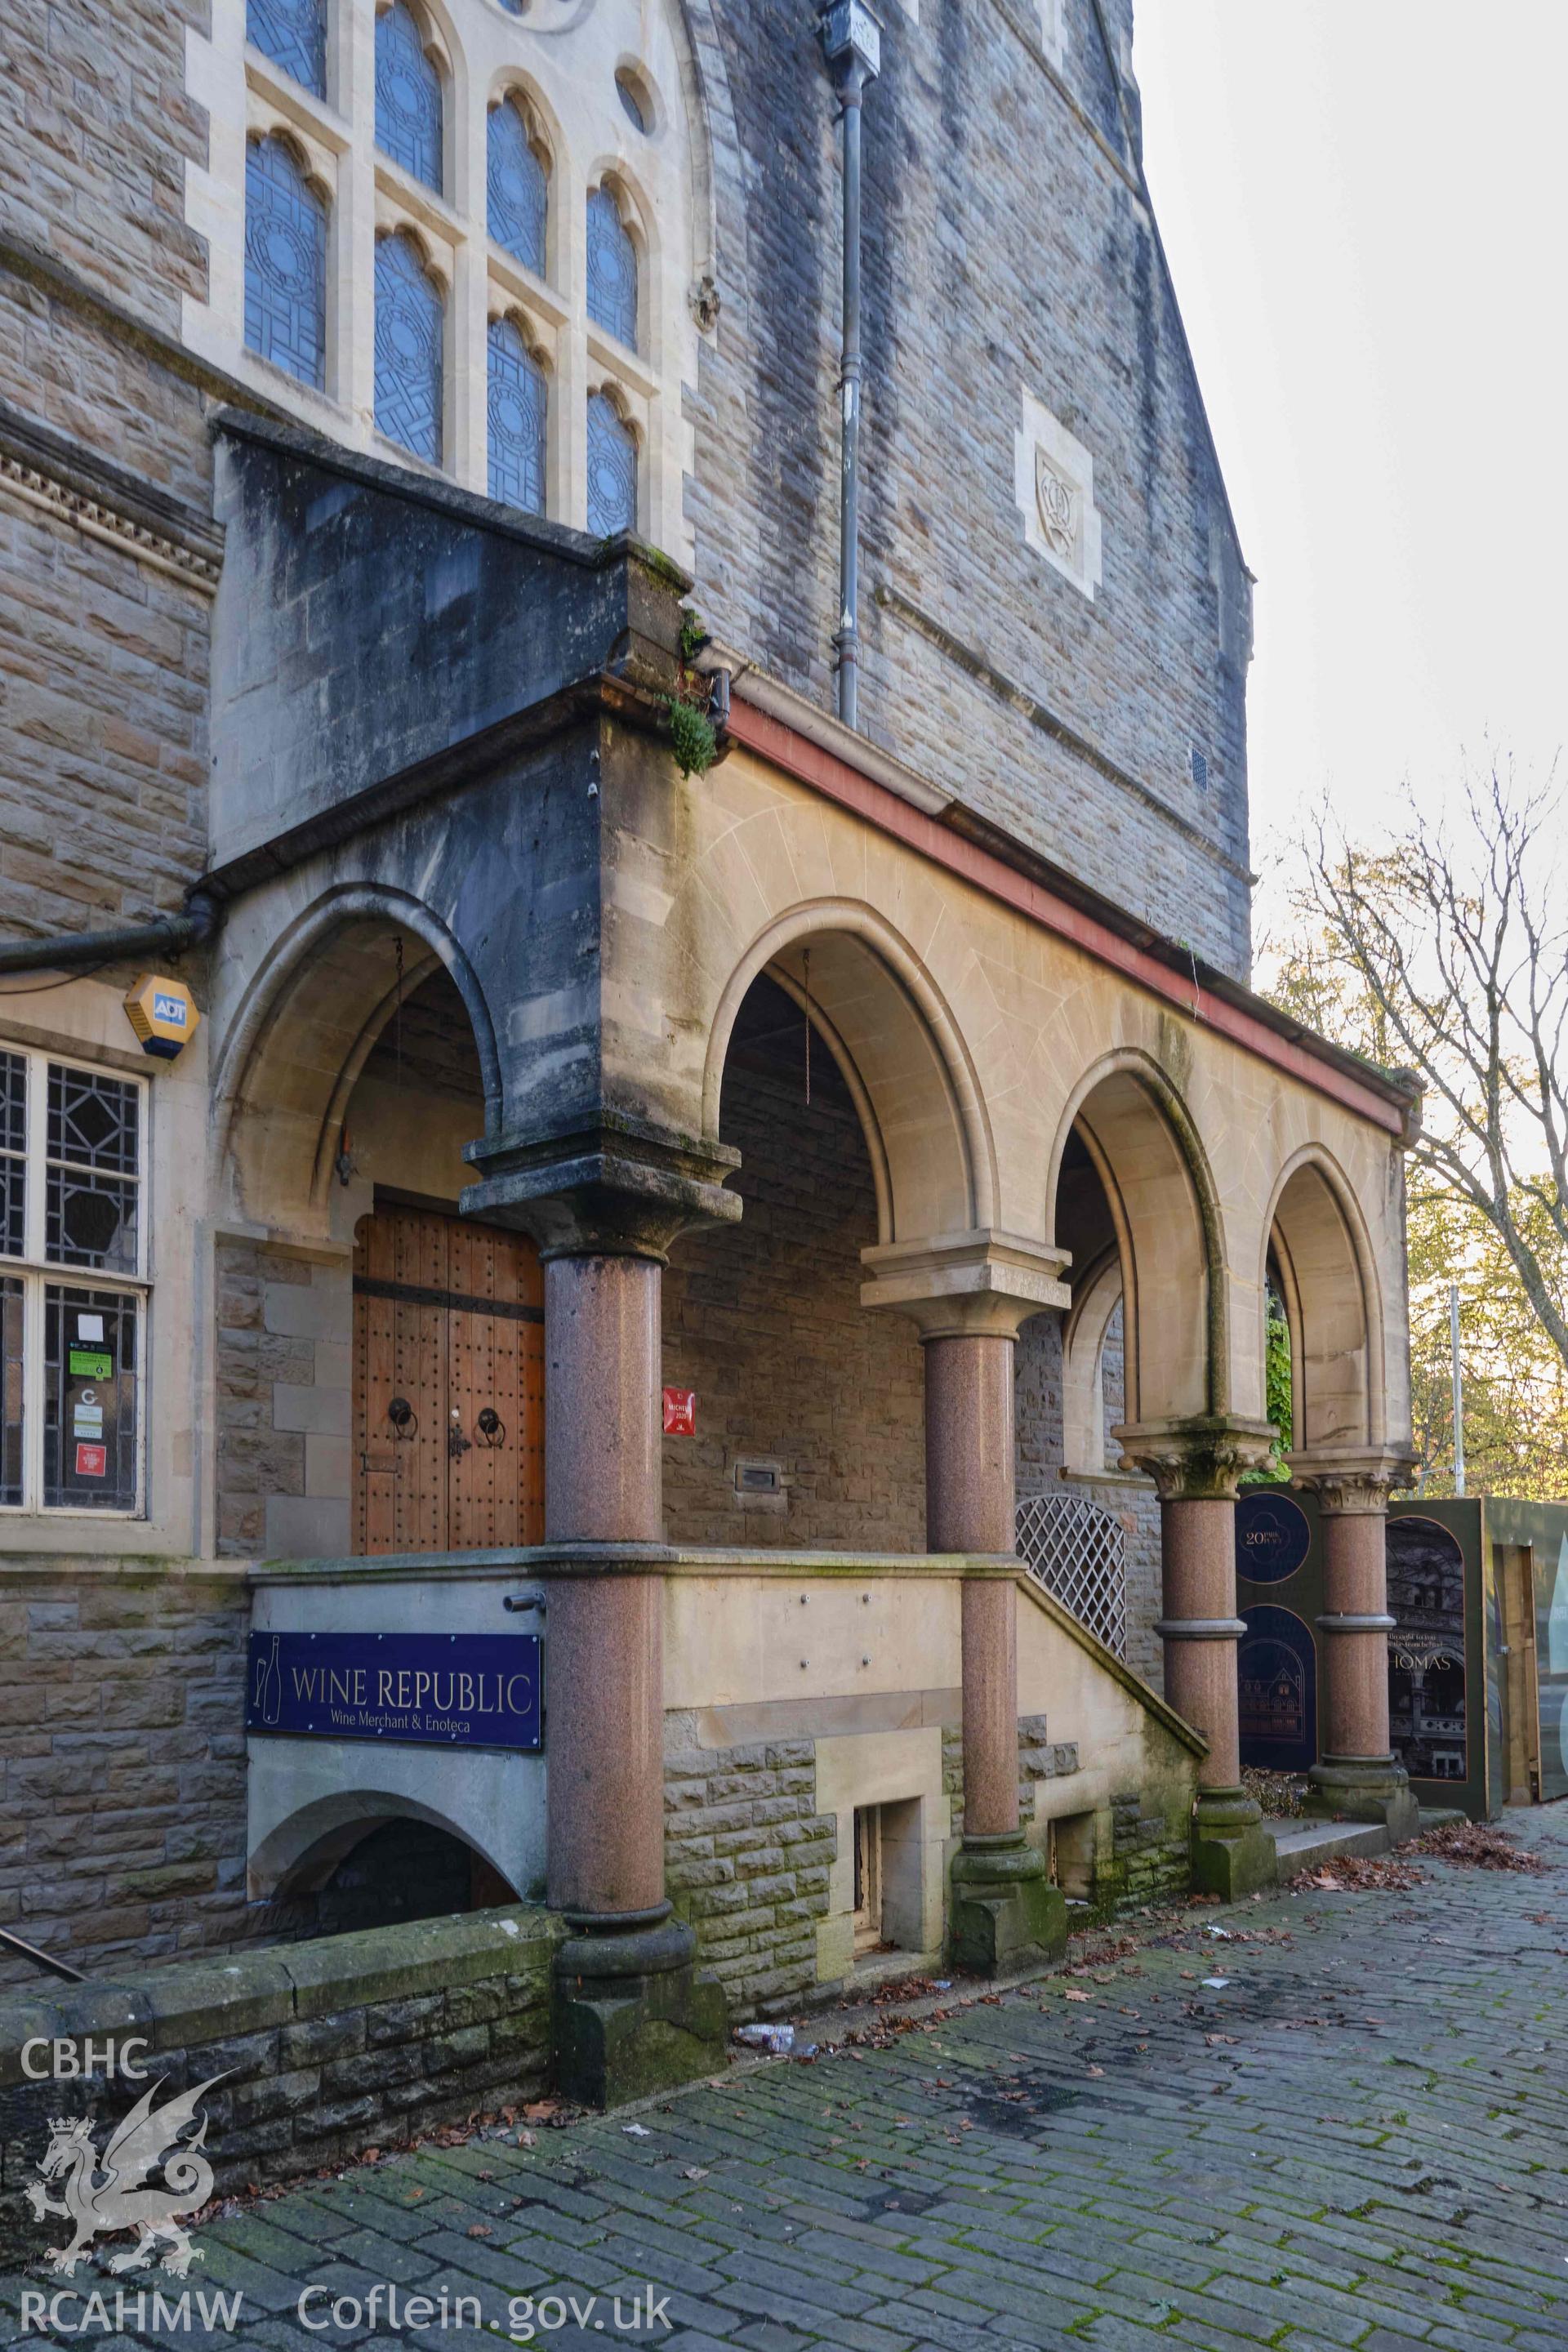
[[1016, 1493, 1127, 1659], [1191, 744, 1209, 791]]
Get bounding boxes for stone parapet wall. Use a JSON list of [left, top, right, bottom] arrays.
[[662, 1735, 836, 2020], [0, 1904, 561, 2265], [667, 1712, 1088, 2016]]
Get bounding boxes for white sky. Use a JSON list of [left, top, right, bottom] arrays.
[[1133, 1, 1568, 916]]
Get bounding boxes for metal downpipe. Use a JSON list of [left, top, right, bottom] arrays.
[[820, 3, 882, 733]]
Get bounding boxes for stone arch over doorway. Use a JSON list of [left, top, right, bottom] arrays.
[[1047, 1050, 1226, 1432], [700, 900, 995, 1245], [213, 883, 501, 1244], [209, 884, 518, 1559], [1265, 1146, 1385, 1454]]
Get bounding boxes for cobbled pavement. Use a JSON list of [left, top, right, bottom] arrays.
[[3, 1813, 1565, 2352]]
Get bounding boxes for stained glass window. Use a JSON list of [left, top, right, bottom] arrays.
[[586, 392, 636, 537], [244, 136, 328, 391], [488, 99, 547, 275], [586, 185, 637, 350], [247, 0, 326, 95], [375, 231, 443, 464], [0, 1053, 25, 1258], [376, 0, 443, 192], [488, 318, 547, 514], [43, 1285, 139, 1512], [616, 73, 648, 134], [46, 1063, 140, 1275]]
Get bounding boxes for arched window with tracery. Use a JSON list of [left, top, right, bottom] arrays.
[[488, 98, 548, 277], [586, 390, 636, 536], [244, 134, 327, 390], [375, 230, 443, 463], [247, 0, 326, 95], [376, 1, 443, 192], [586, 185, 637, 350], [488, 316, 546, 513]]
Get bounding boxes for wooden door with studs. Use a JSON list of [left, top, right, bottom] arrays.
[[352, 1203, 544, 1554]]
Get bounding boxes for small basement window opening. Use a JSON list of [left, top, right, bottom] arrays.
[[852, 1806, 884, 1956], [851, 1797, 924, 1962]]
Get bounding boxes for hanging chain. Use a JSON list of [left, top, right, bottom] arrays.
[[394, 934, 404, 1092], [802, 947, 811, 1108]]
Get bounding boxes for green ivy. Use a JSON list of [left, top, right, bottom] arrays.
[[1241, 1298, 1294, 1486]]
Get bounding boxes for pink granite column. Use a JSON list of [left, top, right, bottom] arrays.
[[544, 1251, 665, 1918], [924, 1334, 1019, 1841], [1158, 1496, 1244, 1792], [1319, 1500, 1394, 1764], [1296, 1459, 1417, 1838], [1121, 1419, 1277, 1897]]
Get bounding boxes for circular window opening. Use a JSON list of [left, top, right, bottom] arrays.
[[617, 68, 651, 133]]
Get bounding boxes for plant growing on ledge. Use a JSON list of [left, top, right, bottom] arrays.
[[667, 608, 719, 777]]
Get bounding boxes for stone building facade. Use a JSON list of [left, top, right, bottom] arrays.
[[0, 0, 1421, 2114]]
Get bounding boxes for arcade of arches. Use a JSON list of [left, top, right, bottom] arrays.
[[213, 886, 1418, 1977]]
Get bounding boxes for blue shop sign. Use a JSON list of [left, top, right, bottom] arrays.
[[246, 1631, 542, 1751]]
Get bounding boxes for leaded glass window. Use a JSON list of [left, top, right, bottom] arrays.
[[375, 231, 443, 464], [488, 99, 547, 275], [586, 186, 637, 350], [0, 1277, 20, 1506], [43, 1285, 139, 1512], [586, 392, 636, 537], [247, 0, 326, 96], [46, 1062, 140, 1274], [0, 1053, 24, 1258], [488, 318, 547, 514], [376, 0, 443, 192], [244, 136, 328, 391], [0, 1046, 146, 1513]]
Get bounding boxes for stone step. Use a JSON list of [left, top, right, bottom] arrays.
[[1267, 1817, 1392, 1869]]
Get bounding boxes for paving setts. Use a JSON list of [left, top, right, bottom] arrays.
[[2, 1813, 1564, 2351]]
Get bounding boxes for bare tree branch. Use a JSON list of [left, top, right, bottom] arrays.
[[1271, 760, 1568, 1391]]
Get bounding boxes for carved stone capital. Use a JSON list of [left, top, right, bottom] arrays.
[[462, 1116, 740, 1260], [1116, 1415, 1277, 1502], [1287, 1446, 1419, 1517], [860, 1228, 1071, 1341]]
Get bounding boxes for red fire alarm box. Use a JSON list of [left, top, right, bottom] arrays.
[[662, 1387, 697, 1437]]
